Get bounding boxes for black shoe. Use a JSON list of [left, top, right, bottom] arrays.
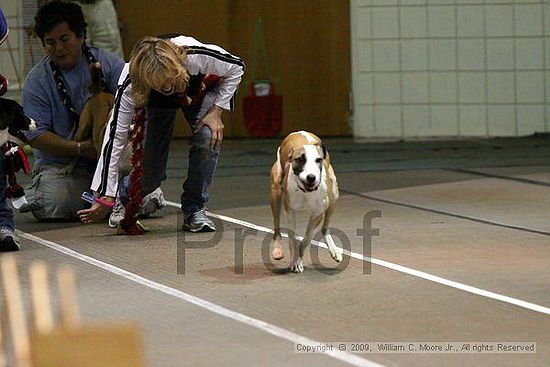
[[0, 228, 20, 252], [182, 209, 216, 232]]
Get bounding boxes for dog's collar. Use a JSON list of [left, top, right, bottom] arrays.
[[295, 178, 317, 193], [291, 172, 307, 193]]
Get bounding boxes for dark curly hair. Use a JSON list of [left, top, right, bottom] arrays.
[[34, 1, 87, 44]]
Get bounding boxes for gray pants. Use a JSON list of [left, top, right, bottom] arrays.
[[20, 164, 92, 221]]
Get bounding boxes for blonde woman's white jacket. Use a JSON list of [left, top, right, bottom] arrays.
[[91, 35, 245, 197]]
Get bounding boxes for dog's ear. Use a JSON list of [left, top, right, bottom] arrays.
[[0, 97, 24, 117], [287, 147, 294, 161], [317, 142, 327, 159], [0, 97, 22, 109]]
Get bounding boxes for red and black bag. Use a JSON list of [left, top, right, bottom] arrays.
[[243, 19, 282, 138]]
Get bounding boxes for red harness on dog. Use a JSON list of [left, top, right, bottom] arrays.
[[0, 73, 31, 209], [2, 142, 30, 208]]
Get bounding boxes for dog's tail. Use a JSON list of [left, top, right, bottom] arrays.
[[88, 62, 105, 95]]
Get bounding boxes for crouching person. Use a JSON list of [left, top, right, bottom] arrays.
[[20, 1, 124, 220]]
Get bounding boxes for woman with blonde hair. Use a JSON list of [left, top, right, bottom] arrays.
[[78, 35, 244, 232]]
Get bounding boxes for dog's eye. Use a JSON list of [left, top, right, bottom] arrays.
[[315, 158, 322, 163], [297, 154, 306, 163]]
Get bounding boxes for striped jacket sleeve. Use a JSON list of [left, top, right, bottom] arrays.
[[91, 37, 244, 197], [91, 64, 133, 197], [173, 36, 245, 110]]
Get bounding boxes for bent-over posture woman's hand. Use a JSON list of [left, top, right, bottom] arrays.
[[77, 197, 113, 224], [193, 105, 224, 150]]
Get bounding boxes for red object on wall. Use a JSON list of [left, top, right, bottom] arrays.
[[243, 81, 282, 138]]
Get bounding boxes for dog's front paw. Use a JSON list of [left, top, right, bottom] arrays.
[[290, 258, 304, 273], [272, 247, 284, 260], [330, 246, 343, 263], [326, 234, 343, 262]]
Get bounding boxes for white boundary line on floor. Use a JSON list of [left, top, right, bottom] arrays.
[[17, 230, 384, 367], [167, 201, 550, 316]]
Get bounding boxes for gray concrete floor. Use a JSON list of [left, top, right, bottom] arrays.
[[5, 135, 550, 366]]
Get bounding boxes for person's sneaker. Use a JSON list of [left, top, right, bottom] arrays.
[[139, 187, 166, 217], [0, 227, 20, 252], [108, 200, 125, 228], [182, 209, 216, 232], [109, 187, 166, 228]]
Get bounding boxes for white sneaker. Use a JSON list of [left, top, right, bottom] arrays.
[[182, 209, 216, 233], [108, 200, 125, 228], [139, 187, 166, 217], [108, 187, 166, 228]]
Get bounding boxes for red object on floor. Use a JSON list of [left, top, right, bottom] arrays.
[[243, 82, 282, 138]]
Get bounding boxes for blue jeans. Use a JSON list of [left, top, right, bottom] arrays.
[[120, 91, 220, 215], [0, 157, 15, 230]]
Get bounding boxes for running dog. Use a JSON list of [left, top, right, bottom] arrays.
[[270, 130, 343, 273], [59, 62, 114, 175], [0, 97, 36, 145]]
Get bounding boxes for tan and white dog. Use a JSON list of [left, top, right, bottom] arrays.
[[270, 130, 343, 273]]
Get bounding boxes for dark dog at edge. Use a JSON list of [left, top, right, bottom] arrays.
[[0, 98, 36, 146]]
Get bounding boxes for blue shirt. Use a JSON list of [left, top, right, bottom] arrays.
[[22, 46, 124, 167]]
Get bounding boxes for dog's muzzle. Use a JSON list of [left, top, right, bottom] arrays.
[[300, 174, 319, 192]]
